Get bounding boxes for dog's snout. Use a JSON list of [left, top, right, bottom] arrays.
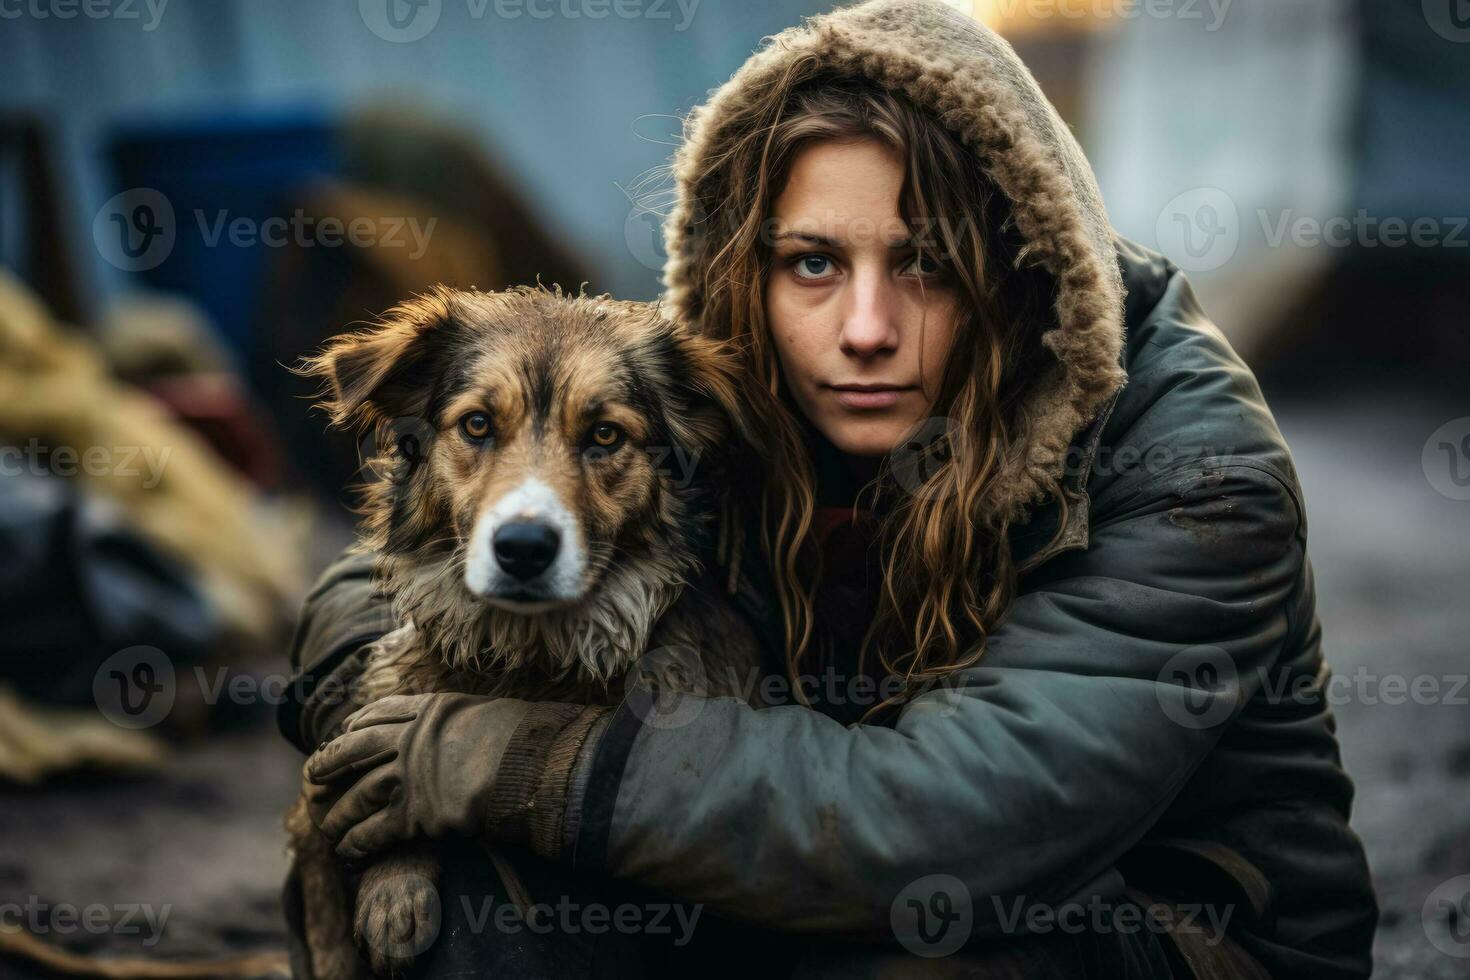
[[493, 522, 561, 581]]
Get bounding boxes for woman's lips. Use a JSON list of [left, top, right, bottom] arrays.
[[827, 384, 914, 409]]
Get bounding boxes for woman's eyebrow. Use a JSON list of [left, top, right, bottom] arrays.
[[771, 229, 919, 251], [771, 230, 841, 247]]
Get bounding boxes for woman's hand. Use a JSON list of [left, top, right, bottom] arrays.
[[305, 692, 605, 862]]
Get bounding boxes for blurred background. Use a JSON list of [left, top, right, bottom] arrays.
[[0, 0, 1466, 976]]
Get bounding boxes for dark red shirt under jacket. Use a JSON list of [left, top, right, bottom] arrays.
[[805, 429, 887, 726]]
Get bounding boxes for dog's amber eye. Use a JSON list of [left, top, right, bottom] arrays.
[[459, 412, 492, 442], [588, 422, 624, 450]]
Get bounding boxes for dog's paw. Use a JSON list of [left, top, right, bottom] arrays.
[[354, 863, 442, 975]]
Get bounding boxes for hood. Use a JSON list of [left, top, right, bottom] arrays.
[[661, 0, 1127, 524]]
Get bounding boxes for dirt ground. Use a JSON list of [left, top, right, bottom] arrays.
[[1, 388, 1465, 978], [1278, 391, 1470, 978]]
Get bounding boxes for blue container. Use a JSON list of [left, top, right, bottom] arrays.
[[106, 109, 341, 358]]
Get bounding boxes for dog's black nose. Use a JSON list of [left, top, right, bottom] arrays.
[[493, 522, 561, 581]]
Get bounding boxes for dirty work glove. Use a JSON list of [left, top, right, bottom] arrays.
[[305, 692, 607, 862]]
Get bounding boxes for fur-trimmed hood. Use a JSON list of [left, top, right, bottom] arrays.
[[661, 0, 1127, 524]]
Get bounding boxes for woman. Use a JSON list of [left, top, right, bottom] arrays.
[[285, 1, 1378, 976]]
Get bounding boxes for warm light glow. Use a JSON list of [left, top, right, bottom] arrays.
[[949, 0, 1122, 36]]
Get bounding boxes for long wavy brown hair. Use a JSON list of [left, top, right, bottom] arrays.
[[689, 71, 1065, 720]]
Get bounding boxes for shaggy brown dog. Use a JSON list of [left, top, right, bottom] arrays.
[[288, 285, 765, 979]]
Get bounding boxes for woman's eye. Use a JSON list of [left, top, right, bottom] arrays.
[[459, 412, 492, 442], [585, 422, 625, 453], [792, 254, 836, 280], [903, 252, 945, 277]]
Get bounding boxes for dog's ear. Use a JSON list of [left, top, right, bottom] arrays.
[[300, 291, 457, 429], [665, 325, 764, 458]]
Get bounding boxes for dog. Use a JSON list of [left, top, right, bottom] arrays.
[[286, 284, 767, 979]]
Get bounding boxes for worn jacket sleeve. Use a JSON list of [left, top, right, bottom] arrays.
[[277, 548, 396, 753]]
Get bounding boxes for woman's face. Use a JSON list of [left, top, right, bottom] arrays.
[[764, 138, 960, 458]]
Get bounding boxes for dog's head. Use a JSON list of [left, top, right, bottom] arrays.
[[305, 286, 753, 637]]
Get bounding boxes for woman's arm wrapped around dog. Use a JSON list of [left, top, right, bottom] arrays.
[[566, 459, 1306, 930], [278, 549, 397, 753], [302, 452, 1311, 927]]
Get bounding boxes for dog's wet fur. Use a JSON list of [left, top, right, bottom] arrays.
[[287, 285, 765, 979]]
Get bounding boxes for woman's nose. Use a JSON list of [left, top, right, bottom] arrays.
[[838, 270, 900, 358]]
